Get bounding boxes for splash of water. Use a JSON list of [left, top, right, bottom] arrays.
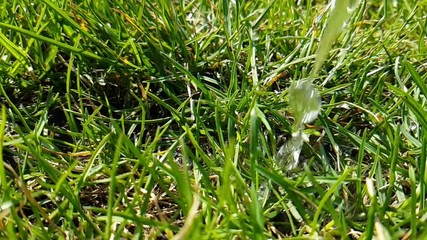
[[277, 78, 320, 170]]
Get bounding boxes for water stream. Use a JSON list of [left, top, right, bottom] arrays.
[[277, 78, 320, 170], [276, 0, 359, 170]]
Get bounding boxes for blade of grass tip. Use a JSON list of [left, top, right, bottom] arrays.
[[40, 0, 90, 37], [248, 27, 259, 87], [311, 167, 352, 234], [357, 129, 368, 206], [364, 177, 377, 239], [227, 94, 238, 143], [251, 0, 276, 29], [319, 115, 341, 170], [175, 135, 218, 198], [332, 120, 392, 161], [159, 52, 210, 97], [381, 125, 400, 217], [15, 128, 102, 235], [41, 0, 136, 68], [304, 167, 344, 236], [167, 138, 193, 213], [0, 31, 30, 67], [183, 124, 214, 168], [249, 106, 264, 239], [106, 130, 124, 239], [0, 84, 31, 132], [171, 194, 201, 240], [0, 105, 8, 192], [0, 22, 113, 63], [146, 92, 186, 126], [353, 0, 366, 23], [228, 40, 240, 94], [6, 219, 18, 240], [409, 165, 417, 238], [255, 107, 274, 152], [373, 146, 386, 205], [1, 140, 65, 236], [0, 0, 5, 17], [65, 52, 78, 132], [222, 0, 232, 46], [421, 129, 427, 210], [79, 105, 103, 141], [221, 138, 238, 212], [76, 132, 111, 189], [387, 84, 427, 128], [403, 59, 427, 97], [214, 100, 226, 150], [256, 165, 312, 223]]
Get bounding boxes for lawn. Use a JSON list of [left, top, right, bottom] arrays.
[[0, 0, 426, 239]]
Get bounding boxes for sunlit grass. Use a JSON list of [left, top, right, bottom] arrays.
[[0, 0, 426, 239]]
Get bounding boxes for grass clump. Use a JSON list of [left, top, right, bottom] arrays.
[[0, 0, 426, 239]]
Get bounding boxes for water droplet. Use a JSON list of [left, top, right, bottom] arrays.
[[289, 79, 321, 127]]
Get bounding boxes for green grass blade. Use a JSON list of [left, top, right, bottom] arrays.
[[0, 22, 113, 63], [380, 124, 400, 216], [249, 106, 264, 239], [403, 60, 427, 96], [106, 130, 124, 239], [388, 84, 427, 128], [0, 105, 7, 192]]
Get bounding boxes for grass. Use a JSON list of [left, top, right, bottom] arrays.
[[0, 0, 426, 239]]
